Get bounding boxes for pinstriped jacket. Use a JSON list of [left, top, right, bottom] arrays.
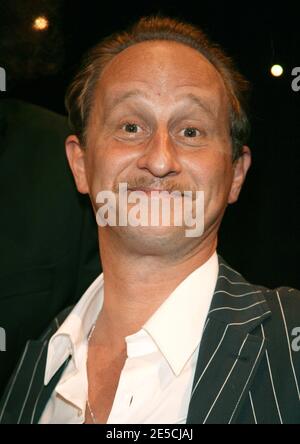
[[0, 256, 300, 424]]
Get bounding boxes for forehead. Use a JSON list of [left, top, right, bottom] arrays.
[[95, 40, 228, 111]]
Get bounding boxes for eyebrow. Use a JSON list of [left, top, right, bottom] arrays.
[[176, 93, 216, 119], [105, 89, 216, 119], [106, 89, 149, 111]]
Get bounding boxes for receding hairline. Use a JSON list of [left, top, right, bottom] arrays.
[[101, 38, 222, 73], [95, 39, 228, 91]]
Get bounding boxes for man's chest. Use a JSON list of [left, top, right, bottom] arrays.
[[85, 346, 128, 424]]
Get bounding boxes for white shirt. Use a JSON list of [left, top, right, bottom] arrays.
[[39, 252, 219, 424]]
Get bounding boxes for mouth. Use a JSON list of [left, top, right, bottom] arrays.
[[129, 187, 166, 193], [128, 187, 184, 196]]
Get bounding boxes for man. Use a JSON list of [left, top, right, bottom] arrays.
[[0, 15, 299, 424]]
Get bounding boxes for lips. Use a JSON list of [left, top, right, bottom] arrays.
[[128, 187, 184, 196], [129, 187, 167, 193]]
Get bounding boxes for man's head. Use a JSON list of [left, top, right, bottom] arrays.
[[65, 16, 251, 256], [66, 16, 250, 161]]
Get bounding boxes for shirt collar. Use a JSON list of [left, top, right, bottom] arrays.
[[141, 251, 219, 376], [44, 274, 104, 385]]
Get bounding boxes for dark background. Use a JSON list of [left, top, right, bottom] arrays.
[[0, 0, 299, 288]]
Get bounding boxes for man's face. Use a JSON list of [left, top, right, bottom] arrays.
[[66, 40, 251, 255]]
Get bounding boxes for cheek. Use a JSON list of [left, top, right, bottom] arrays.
[[85, 143, 136, 195], [189, 152, 233, 200], [84, 148, 108, 196]]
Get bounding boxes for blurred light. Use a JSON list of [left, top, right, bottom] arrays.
[[271, 64, 283, 77], [33, 16, 49, 31]]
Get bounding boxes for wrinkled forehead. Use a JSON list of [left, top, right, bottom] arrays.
[[93, 40, 229, 114]]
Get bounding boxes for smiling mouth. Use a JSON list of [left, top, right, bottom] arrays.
[[128, 187, 184, 196], [129, 187, 167, 193]]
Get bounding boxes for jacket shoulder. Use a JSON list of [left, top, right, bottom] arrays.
[[260, 286, 300, 322]]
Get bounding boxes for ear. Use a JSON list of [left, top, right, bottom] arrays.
[[228, 145, 251, 204], [65, 135, 89, 194]]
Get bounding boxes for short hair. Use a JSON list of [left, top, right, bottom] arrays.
[[65, 15, 251, 161]]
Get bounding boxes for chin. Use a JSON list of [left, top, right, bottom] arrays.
[[113, 225, 198, 256]]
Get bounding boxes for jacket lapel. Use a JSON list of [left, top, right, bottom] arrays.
[[0, 307, 73, 424], [186, 256, 272, 424]]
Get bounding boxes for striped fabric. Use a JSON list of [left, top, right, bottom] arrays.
[[0, 256, 299, 424]]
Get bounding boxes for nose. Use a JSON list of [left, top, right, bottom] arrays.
[[136, 127, 181, 178]]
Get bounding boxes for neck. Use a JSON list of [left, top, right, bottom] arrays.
[[93, 229, 217, 350]]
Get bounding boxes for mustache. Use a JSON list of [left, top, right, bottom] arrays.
[[112, 178, 199, 196]]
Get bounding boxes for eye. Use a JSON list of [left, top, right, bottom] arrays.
[[122, 122, 142, 133], [181, 127, 201, 137]]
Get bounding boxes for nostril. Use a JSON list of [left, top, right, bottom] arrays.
[[137, 147, 181, 178]]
